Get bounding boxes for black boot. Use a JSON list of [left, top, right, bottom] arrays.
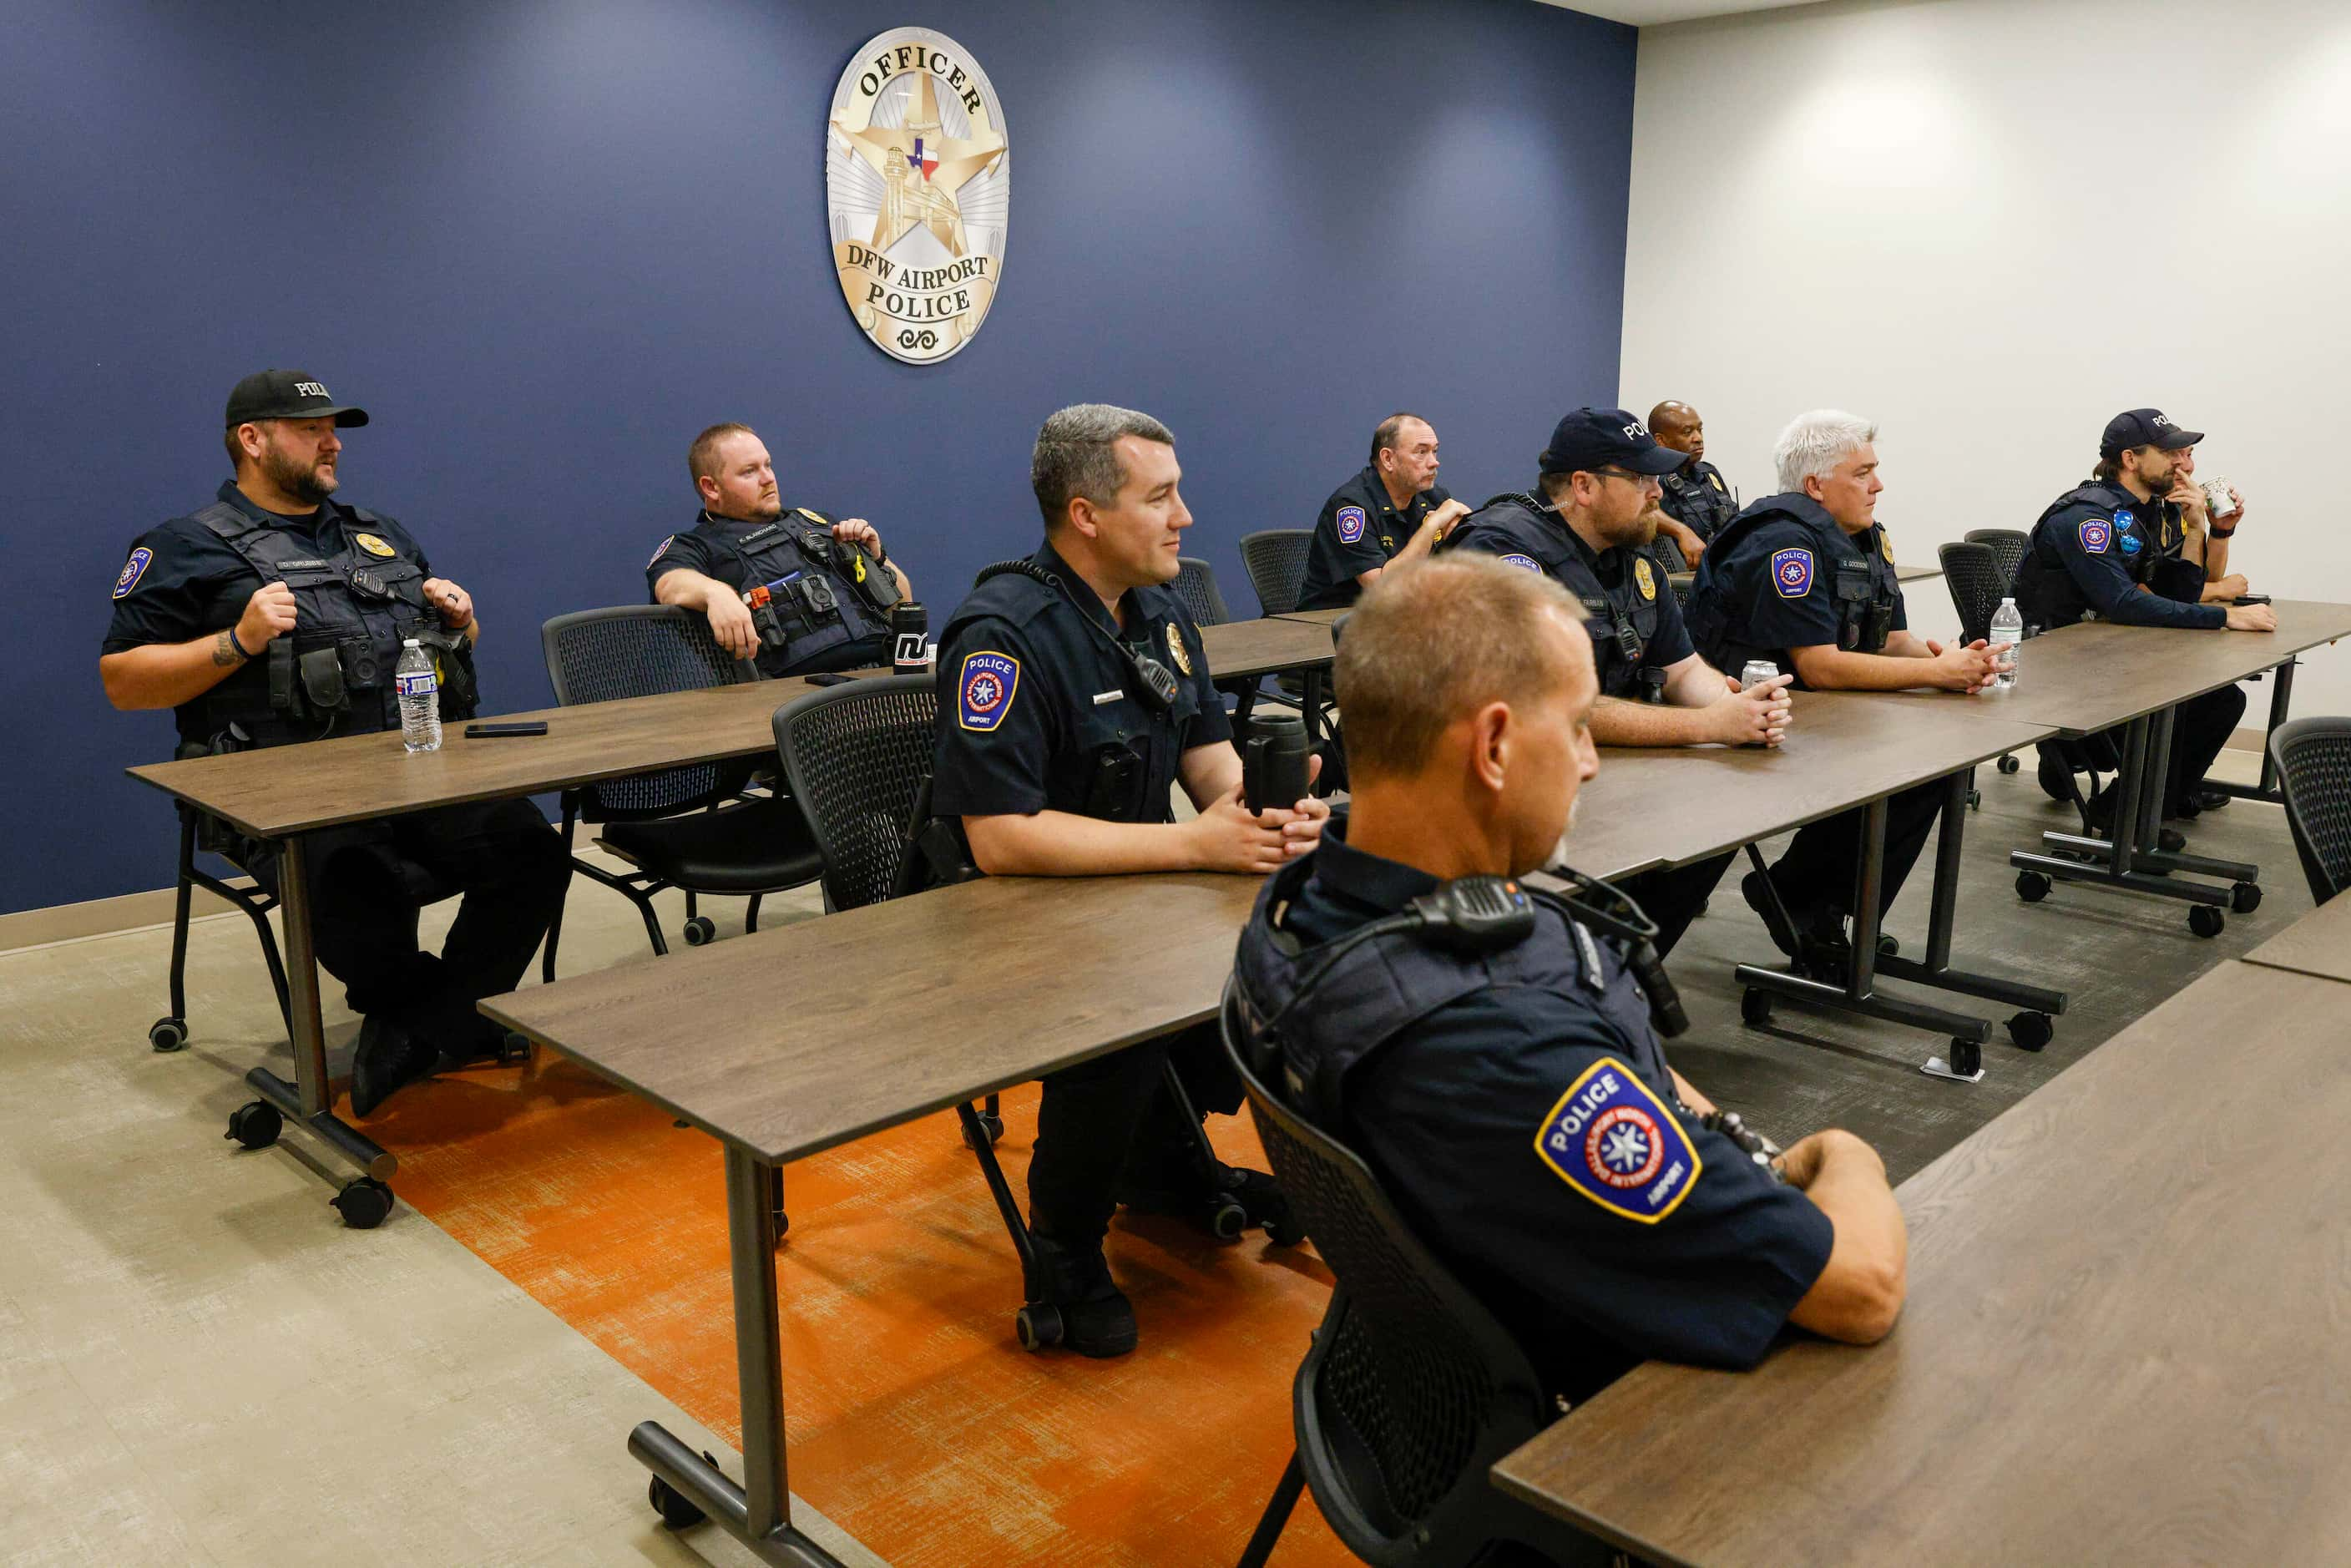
[[1024, 1229, 1137, 1358], [349, 1014, 437, 1117], [1741, 868, 1802, 962]]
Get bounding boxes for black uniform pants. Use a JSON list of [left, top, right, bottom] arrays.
[[1620, 852, 1734, 961], [1028, 1020, 1241, 1247], [2160, 685, 2245, 817], [1766, 781, 1945, 925], [249, 797, 570, 1054]]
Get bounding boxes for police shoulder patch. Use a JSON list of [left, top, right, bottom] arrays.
[[647, 535, 675, 571], [1498, 553, 1543, 573], [1534, 1057, 1701, 1224], [1770, 546, 1814, 598], [112, 546, 153, 599], [957, 650, 1021, 731], [1335, 504, 1367, 544], [1164, 620, 1193, 675], [2078, 516, 2113, 555], [351, 532, 396, 559], [1633, 555, 1657, 601]]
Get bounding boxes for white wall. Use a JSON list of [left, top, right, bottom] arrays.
[[1620, 0, 2351, 711]]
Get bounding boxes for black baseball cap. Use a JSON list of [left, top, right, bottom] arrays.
[[2099, 407, 2199, 459], [224, 369, 370, 428], [1539, 407, 1686, 478]]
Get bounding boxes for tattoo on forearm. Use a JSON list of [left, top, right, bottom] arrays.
[[214, 630, 243, 666]]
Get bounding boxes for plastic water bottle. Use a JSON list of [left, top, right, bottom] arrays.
[[397, 639, 442, 752], [1989, 598, 2022, 690]]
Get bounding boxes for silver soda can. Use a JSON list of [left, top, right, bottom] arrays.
[[1740, 660, 1780, 691]]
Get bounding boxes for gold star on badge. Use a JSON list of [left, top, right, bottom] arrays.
[[834, 69, 1004, 256]]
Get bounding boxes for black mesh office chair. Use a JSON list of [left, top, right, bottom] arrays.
[[1938, 539, 2037, 809], [1222, 983, 1613, 1568], [149, 805, 301, 1052], [2271, 717, 2351, 904], [1240, 529, 1314, 617], [1172, 556, 1232, 628], [539, 606, 823, 978], [1962, 527, 2030, 590]]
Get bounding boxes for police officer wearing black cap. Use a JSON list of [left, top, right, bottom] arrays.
[[1293, 412, 1470, 611], [1233, 557, 1905, 1446], [1439, 407, 1793, 958], [100, 371, 569, 1115], [1686, 410, 1998, 974], [2016, 408, 2277, 826], [648, 422, 913, 676], [928, 402, 1329, 1358], [1648, 400, 1740, 569]]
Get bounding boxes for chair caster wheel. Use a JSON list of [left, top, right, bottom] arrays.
[[2007, 1011, 2054, 1052], [1997, 753, 2020, 775], [497, 1029, 531, 1065], [649, 1469, 709, 1530], [962, 1112, 1005, 1151], [680, 916, 716, 947], [224, 1100, 281, 1150], [2188, 904, 2226, 939], [1206, 1196, 1250, 1242], [2016, 872, 2051, 903], [330, 1176, 394, 1229], [1016, 1302, 1064, 1353], [2232, 882, 2262, 914], [1967, 790, 1981, 812], [1948, 1038, 1982, 1078], [1266, 1213, 1307, 1247], [1740, 988, 1772, 1026], [149, 1015, 189, 1053]]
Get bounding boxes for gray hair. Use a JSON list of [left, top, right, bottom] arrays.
[[1774, 409, 1877, 493], [1031, 403, 1176, 529]]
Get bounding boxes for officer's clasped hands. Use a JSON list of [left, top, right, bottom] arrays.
[[1189, 764, 1329, 873], [2225, 600, 2278, 632], [1711, 672, 1792, 747], [1925, 638, 2001, 693]]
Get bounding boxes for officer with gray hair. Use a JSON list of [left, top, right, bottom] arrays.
[[1685, 411, 1998, 978]]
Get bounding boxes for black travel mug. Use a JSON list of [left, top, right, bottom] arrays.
[[1244, 714, 1312, 814]]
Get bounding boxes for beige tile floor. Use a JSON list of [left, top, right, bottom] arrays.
[[0, 843, 876, 1567]]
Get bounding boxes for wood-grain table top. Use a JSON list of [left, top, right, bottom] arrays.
[[1583, 690, 2048, 872], [2242, 893, 2351, 985], [124, 617, 1337, 839], [1860, 599, 2351, 737], [1492, 959, 2351, 1566], [1269, 606, 1351, 627]]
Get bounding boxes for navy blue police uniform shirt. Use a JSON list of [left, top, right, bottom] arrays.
[[931, 541, 1231, 822], [1688, 499, 1907, 687], [1295, 466, 1452, 612], [1658, 458, 1737, 541], [2021, 483, 2222, 632], [1440, 493, 1695, 697], [104, 481, 432, 654], [645, 505, 894, 676], [1276, 830, 1833, 1401]]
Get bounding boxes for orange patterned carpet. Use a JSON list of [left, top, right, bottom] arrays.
[[366, 1052, 1357, 1565]]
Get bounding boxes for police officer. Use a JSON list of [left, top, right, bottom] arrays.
[[1647, 400, 1739, 569], [2015, 409, 2276, 827], [1440, 407, 1793, 957], [1293, 412, 1470, 611], [1233, 556, 1904, 1442], [930, 402, 1330, 1356], [1686, 410, 1997, 973], [648, 422, 914, 677], [100, 371, 569, 1115], [2172, 441, 2251, 609]]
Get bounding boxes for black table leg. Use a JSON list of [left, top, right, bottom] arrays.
[[628, 1145, 845, 1567], [2214, 657, 2294, 805]]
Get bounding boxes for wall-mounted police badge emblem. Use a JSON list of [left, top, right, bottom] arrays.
[[827, 29, 1009, 366]]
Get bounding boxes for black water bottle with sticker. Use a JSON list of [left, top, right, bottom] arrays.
[[892, 602, 929, 678]]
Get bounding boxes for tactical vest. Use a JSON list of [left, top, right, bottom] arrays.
[[1442, 493, 1670, 699], [1684, 494, 1898, 682], [1231, 855, 1666, 1130], [699, 508, 897, 675], [2015, 481, 2198, 630], [938, 556, 1204, 824], [179, 501, 477, 750], [1659, 462, 1737, 540]]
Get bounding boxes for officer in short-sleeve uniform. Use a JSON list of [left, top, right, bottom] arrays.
[[2015, 408, 2241, 823], [1235, 829, 1833, 1410], [1295, 463, 1453, 612], [1443, 488, 1732, 957], [931, 539, 1271, 1338], [102, 371, 569, 1115], [1659, 458, 1738, 546], [1686, 493, 1944, 968], [647, 504, 900, 677]]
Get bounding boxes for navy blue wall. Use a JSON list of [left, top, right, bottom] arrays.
[[1, 0, 1634, 915]]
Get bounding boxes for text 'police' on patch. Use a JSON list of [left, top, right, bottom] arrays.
[[1532, 1057, 1701, 1224], [957, 650, 1021, 731], [1335, 505, 1367, 545]]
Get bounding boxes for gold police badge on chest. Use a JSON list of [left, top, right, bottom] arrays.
[[352, 532, 396, 558], [1164, 620, 1192, 675], [1633, 556, 1657, 601]]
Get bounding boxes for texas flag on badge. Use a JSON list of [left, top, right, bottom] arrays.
[[908, 137, 938, 180]]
